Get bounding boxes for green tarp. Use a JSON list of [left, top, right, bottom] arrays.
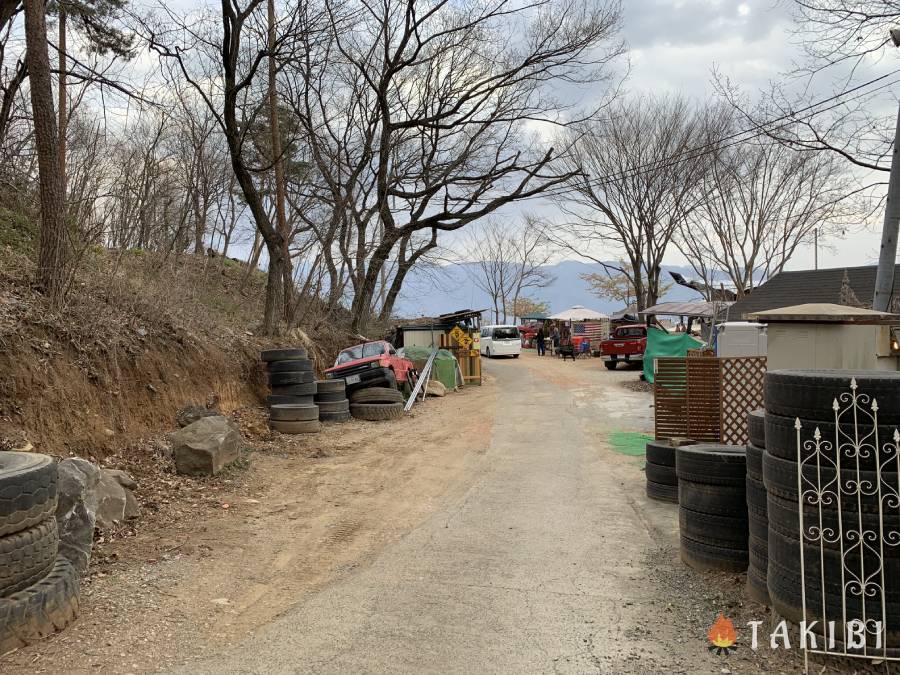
[[642, 327, 704, 383], [398, 347, 459, 391]]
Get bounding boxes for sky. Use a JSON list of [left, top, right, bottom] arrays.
[[511, 0, 896, 273]]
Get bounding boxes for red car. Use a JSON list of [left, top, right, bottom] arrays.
[[324, 340, 415, 392], [599, 324, 647, 370]]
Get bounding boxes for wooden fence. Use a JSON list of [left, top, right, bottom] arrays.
[[654, 356, 766, 444]]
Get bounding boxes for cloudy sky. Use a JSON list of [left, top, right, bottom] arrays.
[[544, 0, 895, 271]]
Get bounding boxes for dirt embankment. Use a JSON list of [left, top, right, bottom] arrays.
[[0, 247, 351, 459]]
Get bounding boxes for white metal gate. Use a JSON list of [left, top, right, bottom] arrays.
[[795, 378, 900, 669]]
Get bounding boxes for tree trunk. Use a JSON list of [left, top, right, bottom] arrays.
[[58, 8, 67, 190], [267, 0, 292, 319], [264, 252, 285, 335], [25, 0, 68, 304]]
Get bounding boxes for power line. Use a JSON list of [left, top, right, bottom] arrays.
[[579, 70, 900, 189]]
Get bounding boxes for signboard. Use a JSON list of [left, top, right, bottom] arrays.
[[458, 334, 473, 350], [449, 326, 466, 344]]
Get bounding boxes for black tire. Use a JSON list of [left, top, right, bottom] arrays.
[[266, 394, 314, 407], [320, 411, 351, 423], [269, 404, 319, 422], [316, 380, 345, 394], [748, 511, 768, 543], [350, 387, 404, 405], [270, 382, 317, 397], [349, 402, 404, 421], [764, 411, 898, 469], [645, 461, 677, 486], [646, 480, 678, 503], [645, 441, 676, 467], [746, 443, 764, 482], [269, 419, 321, 434], [749, 533, 767, 566], [0, 555, 79, 655], [604, 361, 617, 370], [266, 359, 314, 373], [260, 348, 307, 362], [314, 391, 346, 403], [269, 371, 315, 387], [747, 409, 766, 448], [317, 400, 349, 414], [0, 519, 59, 597], [766, 492, 900, 553], [765, 370, 900, 424], [678, 480, 747, 518], [0, 453, 57, 538], [678, 507, 748, 549], [746, 564, 770, 605], [680, 535, 749, 572], [675, 444, 746, 486], [762, 450, 896, 513], [746, 475, 767, 517], [485, 348, 491, 358]]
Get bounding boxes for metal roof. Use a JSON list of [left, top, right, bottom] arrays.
[[749, 303, 900, 324], [640, 301, 729, 318]]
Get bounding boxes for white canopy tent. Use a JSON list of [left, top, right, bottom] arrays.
[[548, 305, 610, 321]]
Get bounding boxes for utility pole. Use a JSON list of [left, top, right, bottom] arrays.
[[814, 228, 818, 270]]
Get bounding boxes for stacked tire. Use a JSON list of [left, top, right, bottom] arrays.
[[0, 452, 79, 654], [745, 409, 769, 605], [645, 441, 678, 504], [763, 370, 900, 643], [315, 380, 350, 423], [677, 444, 749, 572], [261, 348, 320, 435], [349, 387, 405, 422]]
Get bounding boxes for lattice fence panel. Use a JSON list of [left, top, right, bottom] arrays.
[[719, 357, 767, 445], [654, 358, 688, 440], [685, 357, 721, 442]]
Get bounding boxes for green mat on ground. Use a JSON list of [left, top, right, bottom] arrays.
[[607, 431, 653, 457]]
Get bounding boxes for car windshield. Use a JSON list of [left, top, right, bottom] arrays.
[[493, 327, 519, 339], [618, 328, 644, 338], [336, 345, 364, 364], [363, 342, 384, 358]]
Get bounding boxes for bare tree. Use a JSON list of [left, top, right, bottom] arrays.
[[676, 134, 852, 298], [550, 95, 715, 311], [24, 0, 68, 303], [284, 0, 624, 332]]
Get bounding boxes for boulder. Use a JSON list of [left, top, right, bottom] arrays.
[[55, 458, 100, 574], [171, 416, 242, 477], [95, 470, 127, 529], [103, 468, 137, 490], [426, 380, 448, 397], [123, 488, 141, 520], [176, 403, 220, 428]]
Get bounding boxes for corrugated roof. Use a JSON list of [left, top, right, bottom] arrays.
[[727, 265, 900, 320], [750, 303, 900, 323], [640, 301, 728, 318]]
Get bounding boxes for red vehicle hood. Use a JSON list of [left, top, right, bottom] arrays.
[[325, 355, 381, 373]]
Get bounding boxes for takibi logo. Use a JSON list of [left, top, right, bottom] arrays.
[[708, 614, 738, 655]]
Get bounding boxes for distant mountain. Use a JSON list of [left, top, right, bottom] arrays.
[[392, 260, 709, 319]]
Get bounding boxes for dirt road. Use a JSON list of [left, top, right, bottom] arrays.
[[5, 352, 816, 673]]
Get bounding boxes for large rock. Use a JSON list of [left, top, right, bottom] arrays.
[[55, 458, 100, 574], [176, 403, 220, 428], [95, 471, 127, 529], [171, 416, 242, 476], [425, 380, 448, 397]]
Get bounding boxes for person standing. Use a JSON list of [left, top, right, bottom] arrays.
[[551, 325, 560, 356], [536, 325, 546, 356]]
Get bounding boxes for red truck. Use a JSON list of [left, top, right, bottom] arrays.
[[599, 324, 647, 370], [324, 340, 416, 392]]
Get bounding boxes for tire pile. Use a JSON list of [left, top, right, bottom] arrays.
[[645, 440, 678, 503], [745, 408, 769, 605], [0, 452, 79, 654], [315, 380, 350, 423], [676, 444, 749, 572], [763, 370, 900, 644], [349, 387, 405, 421], [261, 348, 320, 435]]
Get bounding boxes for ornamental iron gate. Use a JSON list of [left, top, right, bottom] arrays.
[[795, 379, 900, 670]]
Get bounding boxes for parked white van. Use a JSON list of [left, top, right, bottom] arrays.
[[480, 325, 522, 358]]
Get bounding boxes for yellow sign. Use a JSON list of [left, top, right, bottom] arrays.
[[458, 335, 473, 349], [449, 326, 466, 344]]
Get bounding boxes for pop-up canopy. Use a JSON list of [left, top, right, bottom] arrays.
[[548, 305, 609, 321]]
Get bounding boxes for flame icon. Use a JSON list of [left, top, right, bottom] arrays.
[[708, 614, 737, 655]]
